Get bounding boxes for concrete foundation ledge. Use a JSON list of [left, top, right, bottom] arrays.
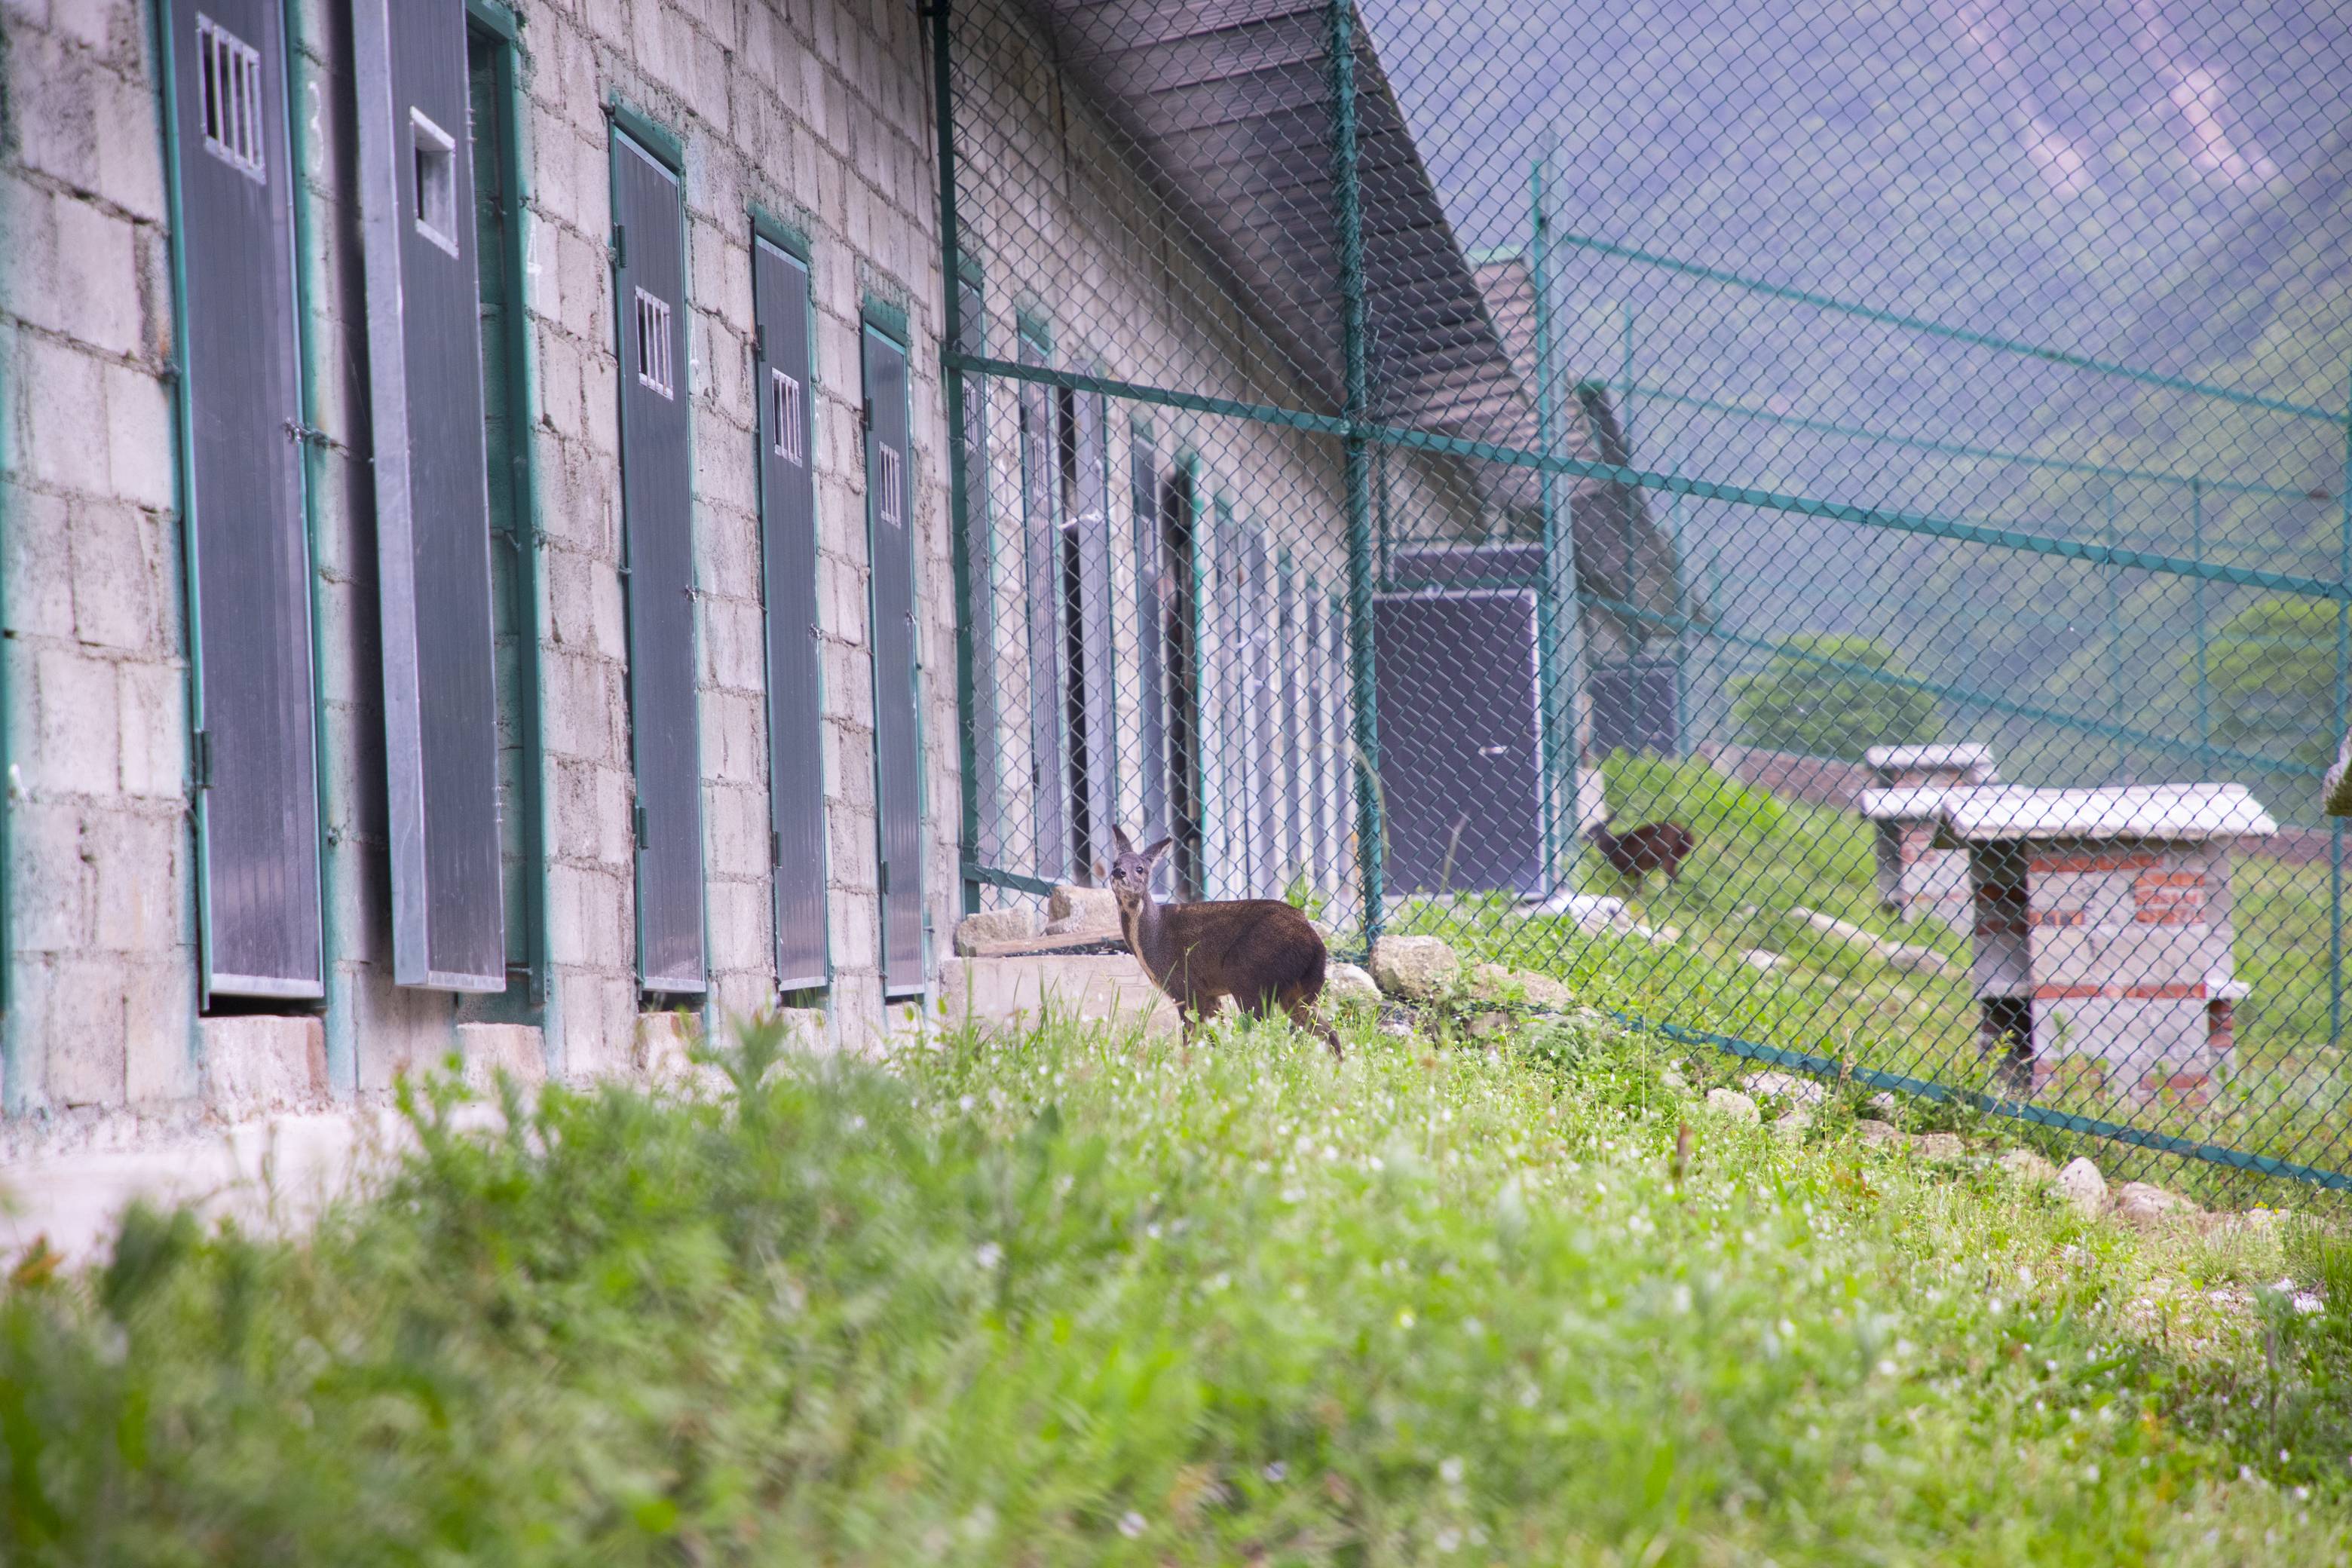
[[939, 955, 1181, 1039]]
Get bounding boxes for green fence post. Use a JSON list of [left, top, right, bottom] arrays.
[[930, 0, 982, 918], [2332, 371, 2350, 1046], [2192, 478, 2208, 776], [1532, 152, 1582, 889], [1331, 0, 1380, 946], [2104, 485, 2124, 782]]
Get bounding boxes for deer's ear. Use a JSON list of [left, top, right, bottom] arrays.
[[1143, 837, 1172, 864], [1112, 825, 1136, 856]]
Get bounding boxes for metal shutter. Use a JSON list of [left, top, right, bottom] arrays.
[[1277, 556, 1299, 887], [1067, 390, 1116, 877], [352, 0, 504, 991], [957, 280, 1001, 870], [1015, 332, 1067, 880], [755, 236, 826, 991], [1247, 528, 1276, 897], [611, 130, 704, 995], [1129, 431, 1168, 844], [167, 0, 323, 1000], [1306, 587, 1331, 890], [862, 323, 925, 997], [1374, 590, 1545, 898]]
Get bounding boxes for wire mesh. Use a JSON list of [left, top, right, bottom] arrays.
[[939, 0, 2352, 1199]]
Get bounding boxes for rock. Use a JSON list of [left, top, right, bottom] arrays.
[[1996, 1149, 2059, 1186], [1704, 1087, 1760, 1125], [1043, 914, 1119, 937], [1867, 1092, 1902, 1117], [1771, 1107, 1811, 1141], [2054, 1157, 2109, 1218], [1370, 936, 1459, 1001], [1912, 1132, 1967, 1162], [1047, 884, 1119, 930], [1740, 948, 1783, 972], [953, 908, 1034, 954], [1744, 1070, 1828, 1109], [2112, 1181, 2203, 1231], [1322, 963, 1381, 1009], [1659, 1061, 1692, 1094], [1465, 963, 1576, 1012], [1854, 1119, 1902, 1146]]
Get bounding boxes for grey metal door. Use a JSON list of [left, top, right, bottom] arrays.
[[1247, 529, 1276, 895], [167, 0, 322, 1000], [353, 0, 505, 991], [1129, 431, 1168, 844], [755, 236, 826, 991], [957, 278, 1000, 870], [1066, 390, 1116, 876], [1016, 332, 1067, 879], [1374, 590, 1545, 898], [611, 129, 704, 995], [864, 324, 925, 997]]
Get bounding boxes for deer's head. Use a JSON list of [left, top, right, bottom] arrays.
[[1101, 826, 1172, 916]]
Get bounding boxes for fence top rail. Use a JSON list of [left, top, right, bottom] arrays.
[[1549, 231, 2344, 426], [947, 351, 2352, 602], [1627, 381, 2330, 506]]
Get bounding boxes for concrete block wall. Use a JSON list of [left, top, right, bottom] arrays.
[[0, 0, 198, 1113]]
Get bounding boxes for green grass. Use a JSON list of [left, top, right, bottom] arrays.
[[8, 1013, 2352, 1563], [1396, 752, 2352, 1203]]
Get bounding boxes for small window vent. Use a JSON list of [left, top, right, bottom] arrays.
[[877, 445, 904, 527], [409, 107, 459, 257], [770, 369, 805, 465], [195, 14, 265, 182], [633, 287, 674, 400]]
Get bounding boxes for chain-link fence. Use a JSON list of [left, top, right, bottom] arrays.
[[935, 0, 2352, 1199]]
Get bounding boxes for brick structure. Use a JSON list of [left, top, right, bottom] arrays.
[[1934, 783, 2274, 1104], [1857, 743, 1998, 935], [0, 0, 1574, 1153]]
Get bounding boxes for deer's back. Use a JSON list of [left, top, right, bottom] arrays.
[[1149, 899, 1325, 995]]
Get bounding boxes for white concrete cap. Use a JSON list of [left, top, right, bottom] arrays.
[[1865, 743, 1998, 781], [1860, 785, 1982, 822], [1934, 783, 2277, 844]]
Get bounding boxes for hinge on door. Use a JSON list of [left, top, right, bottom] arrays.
[[634, 804, 649, 844], [862, 398, 873, 432], [877, 859, 890, 894], [753, 324, 765, 360], [281, 418, 329, 447], [770, 828, 782, 867], [189, 728, 211, 790], [611, 224, 626, 268]]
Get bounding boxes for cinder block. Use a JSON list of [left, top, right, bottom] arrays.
[[55, 198, 141, 357], [2, 481, 78, 637], [69, 497, 158, 651], [122, 958, 198, 1103], [89, 807, 180, 949], [117, 660, 185, 798], [20, 332, 106, 492], [202, 1014, 329, 1119], [103, 363, 174, 511], [32, 647, 120, 795], [458, 1021, 548, 1089]]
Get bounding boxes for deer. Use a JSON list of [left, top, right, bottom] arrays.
[[1588, 816, 1695, 886], [1101, 827, 1344, 1058]]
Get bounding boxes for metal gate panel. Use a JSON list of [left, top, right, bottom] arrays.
[[165, 0, 322, 1000], [863, 321, 925, 997], [1015, 330, 1067, 880], [957, 277, 1000, 871], [1205, 504, 1242, 897], [755, 234, 826, 991], [1247, 528, 1277, 896], [611, 129, 704, 994], [1068, 389, 1116, 876], [1129, 427, 1169, 845], [1591, 657, 1680, 757], [353, 0, 505, 991], [1277, 556, 1300, 884], [1374, 590, 1545, 898]]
